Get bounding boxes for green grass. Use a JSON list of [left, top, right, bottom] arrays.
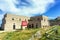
[[1, 26, 60, 40], [2, 28, 40, 40], [40, 26, 60, 40], [0, 32, 8, 40]]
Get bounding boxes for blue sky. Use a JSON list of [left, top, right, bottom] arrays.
[[0, 0, 60, 24], [43, 0, 60, 19]]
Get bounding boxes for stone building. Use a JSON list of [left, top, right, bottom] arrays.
[[1, 13, 50, 31], [1, 13, 30, 31], [28, 15, 50, 28]]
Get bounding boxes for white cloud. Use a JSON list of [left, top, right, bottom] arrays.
[[0, 0, 55, 17]]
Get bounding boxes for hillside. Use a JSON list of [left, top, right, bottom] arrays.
[[0, 26, 60, 40], [1, 28, 40, 40], [49, 17, 60, 26], [0, 27, 51, 40]]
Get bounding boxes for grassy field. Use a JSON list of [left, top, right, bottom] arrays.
[[0, 32, 8, 40], [40, 26, 60, 40], [0, 27, 51, 40], [0, 28, 40, 40], [0, 26, 60, 40]]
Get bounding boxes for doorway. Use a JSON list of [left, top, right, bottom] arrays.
[[13, 23, 15, 29], [36, 23, 38, 28], [31, 24, 34, 28]]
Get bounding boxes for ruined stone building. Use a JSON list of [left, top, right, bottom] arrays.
[[28, 15, 50, 28], [1, 13, 30, 31], [1, 13, 50, 31]]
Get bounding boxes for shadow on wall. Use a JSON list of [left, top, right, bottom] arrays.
[[27, 17, 41, 29], [0, 14, 7, 30]]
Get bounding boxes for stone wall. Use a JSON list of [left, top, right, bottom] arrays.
[[1, 13, 50, 31], [28, 15, 50, 28], [1, 13, 30, 31]]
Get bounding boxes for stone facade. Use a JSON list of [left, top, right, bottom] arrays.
[[28, 15, 50, 28], [1, 13, 30, 31], [1, 13, 50, 31]]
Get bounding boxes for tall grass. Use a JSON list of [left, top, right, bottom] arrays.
[[3, 28, 40, 40]]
